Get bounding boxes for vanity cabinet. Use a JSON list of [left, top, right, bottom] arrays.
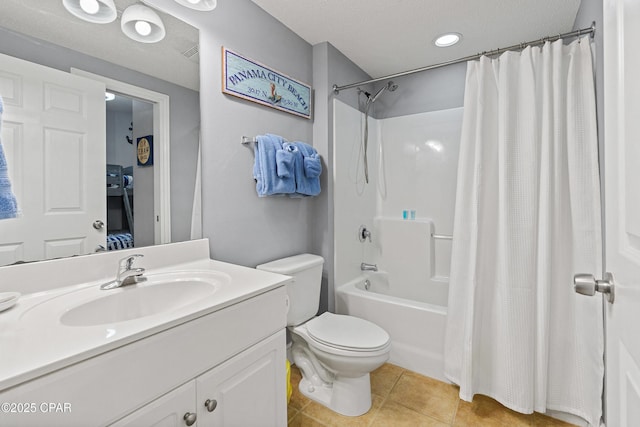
[[0, 285, 288, 427], [111, 330, 285, 427]]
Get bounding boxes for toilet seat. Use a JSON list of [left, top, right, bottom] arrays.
[[300, 312, 391, 354]]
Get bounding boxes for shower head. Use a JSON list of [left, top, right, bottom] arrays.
[[368, 81, 398, 104]]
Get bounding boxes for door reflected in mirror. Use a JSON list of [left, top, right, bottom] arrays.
[[0, 0, 201, 267]]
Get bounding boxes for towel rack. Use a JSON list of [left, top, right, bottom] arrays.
[[241, 136, 257, 145], [432, 232, 453, 240]]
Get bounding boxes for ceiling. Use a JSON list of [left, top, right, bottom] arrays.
[[0, 0, 200, 91], [251, 0, 583, 79], [0, 1, 583, 90]]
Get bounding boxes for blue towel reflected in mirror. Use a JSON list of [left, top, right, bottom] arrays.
[[0, 96, 19, 220]]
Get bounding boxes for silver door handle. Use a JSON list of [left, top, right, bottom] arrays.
[[573, 272, 615, 303], [93, 220, 105, 230]]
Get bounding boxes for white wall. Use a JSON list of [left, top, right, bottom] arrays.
[[334, 100, 463, 303], [312, 42, 374, 313], [333, 99, 379, 287], [377, 108, 462, 281]]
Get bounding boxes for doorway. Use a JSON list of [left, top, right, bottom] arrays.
[[72, 68, 172, 247], [105, 93, 155, 250]]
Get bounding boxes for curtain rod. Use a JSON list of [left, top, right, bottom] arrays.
[[332, 22, 595, 94]]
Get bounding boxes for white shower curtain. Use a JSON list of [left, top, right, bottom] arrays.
[[444, 38, 603, 425]]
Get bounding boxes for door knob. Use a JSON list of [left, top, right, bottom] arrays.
[[183, 412, 197, 426], [93, 220, 105, 230], [204, 398, 217, 412], [573, 272, 615, 303]]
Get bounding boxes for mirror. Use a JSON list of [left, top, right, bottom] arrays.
[[0, 0, 201, 266]]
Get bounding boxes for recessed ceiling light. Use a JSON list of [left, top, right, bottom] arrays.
[[434, 33, 462, 48]]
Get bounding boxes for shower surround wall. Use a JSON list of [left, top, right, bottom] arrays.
[[333, 98, 462, 378]]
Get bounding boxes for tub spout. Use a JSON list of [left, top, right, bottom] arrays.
[[360, 262, 378, 272]]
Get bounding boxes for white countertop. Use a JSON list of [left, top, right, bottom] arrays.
[[0, 250, 290, 391]]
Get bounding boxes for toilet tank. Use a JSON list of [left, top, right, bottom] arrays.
[[256, 254, 324, 326]]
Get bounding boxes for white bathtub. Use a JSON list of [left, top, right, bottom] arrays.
[[335, 273, 448, 382]]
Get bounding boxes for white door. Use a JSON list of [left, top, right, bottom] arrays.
[[196, 332, 286, 427], [0, 53, 106, 264], [602, 0, 640, 426], [110, 381, 197, 427]]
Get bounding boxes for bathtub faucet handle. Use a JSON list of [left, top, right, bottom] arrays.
[[361, 262, 378, 272], [359, 225, 372, 243]]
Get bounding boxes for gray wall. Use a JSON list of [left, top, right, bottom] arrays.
[[159, 0, 315, 267], [374, 62, 467, 119], [106, 108, 134, 168], [133, 100, 155, 247], [0, 27, 200, 244]]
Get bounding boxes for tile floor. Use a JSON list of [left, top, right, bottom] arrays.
[[287, 363, 578, 427]]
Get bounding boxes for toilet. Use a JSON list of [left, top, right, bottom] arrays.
[[257, 254, 391, 417]]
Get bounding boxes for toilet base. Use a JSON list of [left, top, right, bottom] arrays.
[[298, 374, 372, 417]]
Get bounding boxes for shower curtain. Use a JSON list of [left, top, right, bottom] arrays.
[[444, 38, 603, 425]]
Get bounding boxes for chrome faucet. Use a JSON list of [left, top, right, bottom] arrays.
[[360, 262, 378, 272], [100, 254, 147, 290]]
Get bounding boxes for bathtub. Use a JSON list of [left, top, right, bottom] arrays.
[[335, 273, 448, 382]]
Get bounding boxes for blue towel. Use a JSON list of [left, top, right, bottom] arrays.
[[254, 134, 295, 196], [286, 142, 322, 197], [275, 144, 296, 178], [0, 96, 19, 220]]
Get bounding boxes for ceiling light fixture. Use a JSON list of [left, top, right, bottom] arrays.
[[173, 0, 217, 12], [62, 0, 117, 23], [434, 33, 462, 48], [121, 4, 166, 43]]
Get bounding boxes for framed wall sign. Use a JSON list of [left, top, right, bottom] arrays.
[[137, 135, 153, 166], [222, 47, 312, 119]]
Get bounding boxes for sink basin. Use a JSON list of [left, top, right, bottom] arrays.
[[59, 272, 226, 327]]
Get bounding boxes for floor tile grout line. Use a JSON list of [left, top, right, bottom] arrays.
[[450, 397, 461, 426], [367, 392, 391, 427], [384, 369, 462, 426]]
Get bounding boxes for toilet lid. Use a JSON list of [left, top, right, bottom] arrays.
[[306, 312, 390, 351]]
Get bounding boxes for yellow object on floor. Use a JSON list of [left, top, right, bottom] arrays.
[[286, 359, 292, 404]]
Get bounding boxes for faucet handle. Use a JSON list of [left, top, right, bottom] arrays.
[[119, 254, 144, 270], [359, 225, 372, 243]]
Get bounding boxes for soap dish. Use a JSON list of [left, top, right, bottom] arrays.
[[0, 292, 20, 312]]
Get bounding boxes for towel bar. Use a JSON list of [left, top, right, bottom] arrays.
[[241, 136, 257, 145], [432, 233, 453, 240]]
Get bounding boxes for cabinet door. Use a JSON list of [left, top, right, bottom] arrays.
[[110, 381, 197, 427], [196, 330, 286, 427]]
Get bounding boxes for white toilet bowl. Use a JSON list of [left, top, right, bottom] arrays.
[[255, 254, 391, 416], [289, 312, 391, 416]]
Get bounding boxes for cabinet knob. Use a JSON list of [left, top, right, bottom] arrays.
[[183, 412, 197, 426], [204, 398, 218, 412]]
